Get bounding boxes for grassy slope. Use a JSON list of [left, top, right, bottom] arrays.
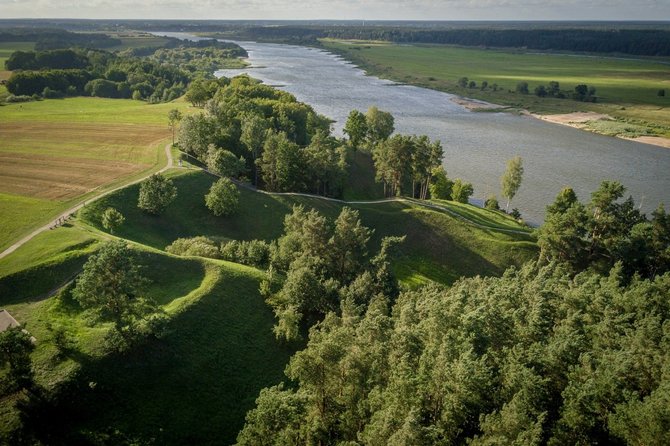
[[0, 97, 193, 252], [80, 168, 536, 286], [65, 260, 293, 445], [321, 40, 670, 137], [0, 225, 292, 445], [0, 153, 533, 442]]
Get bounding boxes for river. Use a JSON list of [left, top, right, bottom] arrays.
[[159, 32, 670, 223]]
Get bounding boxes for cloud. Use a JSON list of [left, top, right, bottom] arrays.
[[0, 0, 668, 20]]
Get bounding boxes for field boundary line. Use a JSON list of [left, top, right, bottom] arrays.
[[0, 143, 174, 260]]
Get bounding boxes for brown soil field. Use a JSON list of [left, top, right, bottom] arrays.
[[0, 152, 143, 200], [0, 121, 169, 200], [1, 122, 167, 145]]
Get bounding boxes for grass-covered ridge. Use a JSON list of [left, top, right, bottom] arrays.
[[80, 168, 536, 286]]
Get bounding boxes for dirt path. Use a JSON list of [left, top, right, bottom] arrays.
[[0, 143, 174, 260], [220, 166, 533, 236]]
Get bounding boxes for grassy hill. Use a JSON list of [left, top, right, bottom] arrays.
[[0, 225, 293, 444], [0, 159, 536, 443], [80, 168, 536, 286]]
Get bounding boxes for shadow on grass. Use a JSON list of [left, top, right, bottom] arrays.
[[25, 264, 295, 445]]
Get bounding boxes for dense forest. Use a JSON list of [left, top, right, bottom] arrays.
[[236, 188, 670, 445], [323, 28, 670, 57], [4, 39, 247, 102], [219, 26, 670, 56], [0, 28, 120, 50]]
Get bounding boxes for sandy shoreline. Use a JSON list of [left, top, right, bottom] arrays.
[[451, 97, 504, 111], [452, 97, 670, 150], [533, 112, 670, 149]]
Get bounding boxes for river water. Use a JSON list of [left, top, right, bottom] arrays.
[[160, 32, 670, 223]]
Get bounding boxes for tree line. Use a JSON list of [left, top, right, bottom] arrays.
[[0, 27, 120, 50], [177, 75, 347, 197], [177, 76, 528, 213], [4, 39, 247, 103]]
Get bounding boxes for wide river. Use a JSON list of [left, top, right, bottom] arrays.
[[162, 32, 670, 223]]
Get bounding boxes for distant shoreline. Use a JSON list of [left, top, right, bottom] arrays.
[[450, 97, 670, 150]]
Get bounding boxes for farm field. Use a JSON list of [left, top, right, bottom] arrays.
[[0, 97, 192, 252], [105, 32, 172, 52], [322, 40, 670, 137]]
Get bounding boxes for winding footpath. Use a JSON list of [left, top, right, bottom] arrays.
[[0, 143, 175, 260]]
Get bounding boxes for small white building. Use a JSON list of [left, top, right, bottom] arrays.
[[0, 309, 20, 332]]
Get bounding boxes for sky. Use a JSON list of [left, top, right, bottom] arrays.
[[1, 0, 669, 21]]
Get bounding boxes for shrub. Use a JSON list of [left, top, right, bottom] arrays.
[[101, 207, 124, 234], [451, 179, 474, 203], [42, 86, 64, 99], [516, 82, 529, 94], [485, 195, 500, 210], [534, 85, 547, 97], [166, 236, 220, 259], [5, 94, 34, 103], [220, 240, 272, 268]]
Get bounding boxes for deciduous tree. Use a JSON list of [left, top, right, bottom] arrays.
[[137, 173, 177, 215], [501, 156, 524, 211], [101, 207, 124, 234], [72, 241, 153, 339], [205, 177, 240, 217]]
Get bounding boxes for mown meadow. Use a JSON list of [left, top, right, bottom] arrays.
[[0, 97, 193, 252]]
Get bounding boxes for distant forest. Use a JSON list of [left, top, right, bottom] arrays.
[[0, 28, 120, 50], [1, 20, 669, 57], [229, 27, 670, 57]]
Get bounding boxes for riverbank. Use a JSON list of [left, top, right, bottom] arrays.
[[530, 111, 670, 149], [450, 97, 670, 149], [320, 39, 670, 143]]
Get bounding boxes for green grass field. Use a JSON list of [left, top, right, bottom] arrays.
[[0, 97, 193, 252], [80, 168, 536, 286], [322, 40, 670, 136]]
